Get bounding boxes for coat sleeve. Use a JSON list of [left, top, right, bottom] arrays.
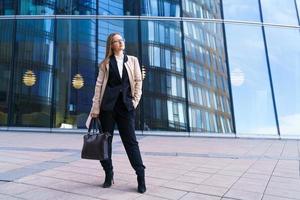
[[132, 57, 143, 108], [90, 64, 105, 114]]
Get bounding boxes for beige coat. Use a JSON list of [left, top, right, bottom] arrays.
[[86, 55, 142, 128]]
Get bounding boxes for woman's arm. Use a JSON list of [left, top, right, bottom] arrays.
[[90, 64, 105, 115], [132, 57, 143, 108]]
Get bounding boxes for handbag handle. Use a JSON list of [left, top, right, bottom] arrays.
[[88, 117, 103, 134]]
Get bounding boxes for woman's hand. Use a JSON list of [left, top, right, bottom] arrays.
[[90, 113, 99, 118]]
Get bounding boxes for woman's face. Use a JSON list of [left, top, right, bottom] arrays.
[[111, 34, 125, 52]]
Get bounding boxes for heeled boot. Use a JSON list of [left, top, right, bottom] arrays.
[[137, 175, 146, 193], [102, 170, 114, 188]]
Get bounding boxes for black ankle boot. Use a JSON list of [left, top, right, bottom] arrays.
[[103, 170, 114, 188], [137, 175, 146, 193]]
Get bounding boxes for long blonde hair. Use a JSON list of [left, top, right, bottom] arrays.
[[101, 32, 121, 67]]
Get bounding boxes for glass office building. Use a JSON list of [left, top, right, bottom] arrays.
[[0, 0, 299, 138]]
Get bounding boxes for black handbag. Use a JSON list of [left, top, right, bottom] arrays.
[[81, 117, 112, 161]]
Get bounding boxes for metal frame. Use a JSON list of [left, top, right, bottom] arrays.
[[258, 0, 281, 136], [0, 15, 300, 29], [220, 0, 236, 135], [179, 0, 190, 134], [295, 0, 300, 26]]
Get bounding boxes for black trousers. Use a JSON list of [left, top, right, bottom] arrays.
[[99, 94, 145, 176]]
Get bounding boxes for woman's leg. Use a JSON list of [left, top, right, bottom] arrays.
[[99, 110, 115, 187], [115, 109, 146, 193], [115, 110, 145, 176]]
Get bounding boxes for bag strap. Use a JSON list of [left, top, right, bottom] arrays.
[[88, 117, 103, 134]]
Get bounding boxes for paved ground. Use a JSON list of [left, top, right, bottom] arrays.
[[0, 131, 300, 200]]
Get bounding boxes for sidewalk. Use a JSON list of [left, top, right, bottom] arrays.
[[0, 131, 299, 200]]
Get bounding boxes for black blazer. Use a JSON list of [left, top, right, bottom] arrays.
[[100, 54, 134, 112]]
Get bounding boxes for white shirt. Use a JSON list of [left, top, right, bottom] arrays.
[[115, 54, 124, 78]]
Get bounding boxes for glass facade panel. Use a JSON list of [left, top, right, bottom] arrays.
[[225, 24, 277, 135], [222, 0, 260, 21], [297, 0, 300, 18], [54, 19, 96, 129], [56, 0, 96, 15], [11, 19, 54, 127], [141, 20, 187, 132], [184, 21, 233, 134], [265, 27, 300, 135], [182, 0, 221, 19], [99, 0, 140, 16], [141, 0, 180, 17], [0, 20, 13, 126], [19, 0, 55, 15], [261, 0, 299, 25], [0, 0, 15, 15]]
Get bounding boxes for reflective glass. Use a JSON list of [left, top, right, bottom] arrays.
[[141, 20, 187, 132], [0, 20, 13, 126], [222, 0, 260, 21], [54, 19, 96, 129], [56, 0, 96, 15], [19, 0, 55, 15], [184, 21, 233, 134], [182, 0, 221, 19], [225, 24, 277, 135], [261, 0, 299, 25], [265, 27, 300, 135], [0, 0, 15, 15], [295, 0, 300, 20], [99, 0, 139, 15], [11, 19, 54, 127], [141, 0, 180, 17]]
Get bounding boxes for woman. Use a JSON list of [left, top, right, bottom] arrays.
[[88, 33, 146, 193]]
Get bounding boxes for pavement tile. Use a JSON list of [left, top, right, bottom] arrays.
[[146, 186, 187, 199], [242, 172, 270, 181], [224, 189, 263, 200], [0, 182, 37, 195], [0, 194, 23, 200], [14, 187, 70, 200], [180, 192, 221, 200], [202, 175, 239, 188], [191, 184, 227, 196], [175, 174, 207, 184], [162, 180, 198, 191], [96, 188, 142, 200], [265, 185, 300, 199], [135, 194, 168, 200], [262, 194, 295, 200]]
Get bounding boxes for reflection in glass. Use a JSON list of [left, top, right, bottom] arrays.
[[265, 27, 300, 135], [141, 0, 180, 17], [55, 19, 96, 129], [19, 0, 55, 15], [141, 20, 187, 132], [0, 20, 13, 125], [11, 20, 54, 127], [0, 0, 15, 15], [261, 0, 299, 25], [99, 0, 139, 15], [225, 24, 277, 135], [56, 0, 96, 15], [184, 21, 233, 134], [222, 0, 260, 21], [182, 0, 221, 19]]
